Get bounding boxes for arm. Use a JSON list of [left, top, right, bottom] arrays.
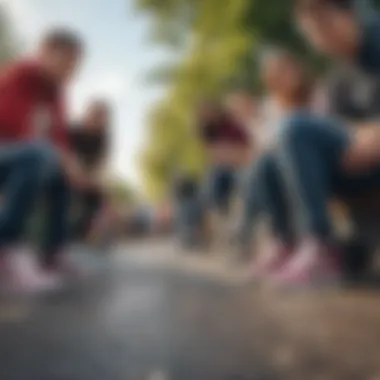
[[88, 132, 109, 188], [54, 100, 95, 188]]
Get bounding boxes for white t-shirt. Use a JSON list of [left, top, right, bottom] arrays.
[[252, 98, 286, 152]]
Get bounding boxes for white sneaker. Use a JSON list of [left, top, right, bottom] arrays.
[[0, 246, 63, 294]]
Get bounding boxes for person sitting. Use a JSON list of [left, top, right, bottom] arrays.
[[234, 49, 307, 277], [172, 172, 203, 250], [0, 28, 88, 291], [69, 100, 109, 242], [225, 85, 293, 262], [266, 0, 380, 288], [225, 90, 258, 159], [198, 101, 250, 247]]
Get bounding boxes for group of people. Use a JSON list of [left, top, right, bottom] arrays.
[[2, 0, 380, 293], [0, 28, 111, 293], [175, 0, 380, 289]]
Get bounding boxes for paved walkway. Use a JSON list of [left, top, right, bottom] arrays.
[[1, 240, 380, 380]]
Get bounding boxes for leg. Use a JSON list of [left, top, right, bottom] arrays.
[[216, 167, 236, 215], [238, 162, 264, 252], [278, 113, 351, 241], [40, 168, 71, 267], [258, 153, 295, 244], [204, 165, 235, 215], [202, 165, 232, 247], [246, 153, 294, 276], [271, 113, 351, 287], [72, 189, 103, 240], [238, 154, 293, 254], [174, 196, 191, 248], [0, 142, 57, 246], [0, 142, 64, 291]]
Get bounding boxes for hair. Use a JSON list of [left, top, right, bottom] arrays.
[[227, 87, 255, 98], [261, 47, 315, 105], [259, 46, 296, 70], [87, 98, 111, 112], [41, 27, 84, 52], [296, 0, 355, 13]]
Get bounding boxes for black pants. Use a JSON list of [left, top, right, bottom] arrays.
[[72, 188, 103, 240]]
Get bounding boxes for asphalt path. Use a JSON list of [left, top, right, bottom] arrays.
[[1, 241, 380, 380]]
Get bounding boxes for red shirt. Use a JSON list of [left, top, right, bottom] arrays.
[[200, 114, 249, 147], [0, 60, 68, 149]]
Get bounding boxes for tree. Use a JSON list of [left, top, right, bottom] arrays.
[[108, 179, 136, 206], [136, 0, 373, 201]]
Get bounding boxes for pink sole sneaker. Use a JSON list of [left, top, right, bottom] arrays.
[[0, 250, 63, 295], [268, 244, 342, 291], [248, 243, 294, 282]]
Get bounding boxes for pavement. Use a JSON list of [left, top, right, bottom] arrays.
[[1, 240, 380, 380]]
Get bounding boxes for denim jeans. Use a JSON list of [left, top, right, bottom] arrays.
[[72, 188, 103, 240], [239, 153, 294, 249], [0, 141, 59, 247], [204, 164, 237, 215], [175, 194, 203, 248], [278, 110, 380, 240]]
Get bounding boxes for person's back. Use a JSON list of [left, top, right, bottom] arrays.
[[69, 100, 109, 240], [69, 124, 107, 171]]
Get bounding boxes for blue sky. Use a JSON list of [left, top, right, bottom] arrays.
[[0, 0, 168, 186]]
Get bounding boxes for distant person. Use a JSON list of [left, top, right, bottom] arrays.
[[262, 0, 380, 287], [225, 91, 261, 258], [199, 101, 250, 215], [237, 50, 307, 276], [198, 101, 250, 247], [69, 100, 109, 241], [172, 173, 203, 250], [225, 91, 258, 159], [0, 28, 87, 291]]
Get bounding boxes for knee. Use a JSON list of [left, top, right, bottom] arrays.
[[256, 153, 279, 181], [18, 143, 60, 168], [280, 114, 318, 146], [49, 169, 70, 193]]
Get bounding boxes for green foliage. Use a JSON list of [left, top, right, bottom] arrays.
[[108, 180, 136, 206], [135, 0, 327, 201]]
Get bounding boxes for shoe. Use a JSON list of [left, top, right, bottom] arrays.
[[0, 247, 63, 294], [44, 252, 87, 280], [249, 239, 293, 280], [269, 238, 342, 290]]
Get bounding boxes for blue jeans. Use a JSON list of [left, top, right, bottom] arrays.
[[0, 142, 59, 247], [239, 153, 294, 248], [175, 194, 203, 248], [278, 111, 380, 240], [204, 165, 237, 214]]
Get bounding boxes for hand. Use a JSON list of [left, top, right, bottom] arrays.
[[61, 152, 91, 189], [342, 126, 380, 172]]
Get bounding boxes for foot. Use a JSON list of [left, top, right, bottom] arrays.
[[269, 238, 342, 290], [0, 248, 63, 294], [44, 252, 87, 280], [248, 240, 293, 280]]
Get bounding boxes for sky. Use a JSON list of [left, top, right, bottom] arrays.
[[0, 0, 168, 187]]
